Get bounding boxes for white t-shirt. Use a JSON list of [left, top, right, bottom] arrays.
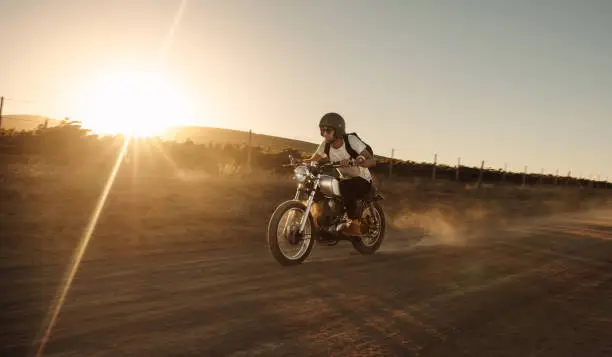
[[315, 135, 372, 182]]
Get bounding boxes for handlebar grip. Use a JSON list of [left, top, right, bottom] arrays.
[[330, 160, 356, 168]]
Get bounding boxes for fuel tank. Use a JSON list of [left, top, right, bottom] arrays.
[[318, 175, 342, 197]]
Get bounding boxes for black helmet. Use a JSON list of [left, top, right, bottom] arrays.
[[318, 112, 346, 138]]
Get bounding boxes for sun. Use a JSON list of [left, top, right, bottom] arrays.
[[75, 69, 194, 137]]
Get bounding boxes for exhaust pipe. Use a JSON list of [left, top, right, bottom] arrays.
[[331, 221, 351, 233]]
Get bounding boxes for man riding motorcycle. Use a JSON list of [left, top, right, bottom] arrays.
[[305, 112, 377, 236]]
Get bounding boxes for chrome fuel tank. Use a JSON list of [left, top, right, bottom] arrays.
[[318, 175, 342, 197]]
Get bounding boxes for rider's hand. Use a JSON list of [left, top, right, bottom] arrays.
[[339, 159, 352, 167], [355, 155, 366, 166]]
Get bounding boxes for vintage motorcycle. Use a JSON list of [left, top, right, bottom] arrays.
[[266, 156, 386, 266]]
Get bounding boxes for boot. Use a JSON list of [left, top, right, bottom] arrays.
[[341, 218, 362, 237]]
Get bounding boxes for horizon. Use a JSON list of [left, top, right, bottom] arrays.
[[1, 0, 611, 178], [1, 115, 608, 181]]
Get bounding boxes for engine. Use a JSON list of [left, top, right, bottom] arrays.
[[316, 198, 345, 227]]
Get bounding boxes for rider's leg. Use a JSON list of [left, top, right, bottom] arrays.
[[339, 177, 372, 235]]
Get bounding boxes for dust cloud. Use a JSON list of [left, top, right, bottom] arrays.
[[388, 204, 503, 248], [382, 185, 612, 250]]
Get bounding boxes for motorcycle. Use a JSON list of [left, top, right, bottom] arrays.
[[267, 155, 386, 266]]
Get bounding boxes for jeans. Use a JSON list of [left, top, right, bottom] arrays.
[[339, 177, 372, 219]]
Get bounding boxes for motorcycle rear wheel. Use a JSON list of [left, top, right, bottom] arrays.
[[351, 201, 386, 254]]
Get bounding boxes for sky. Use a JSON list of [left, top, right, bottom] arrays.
[[1, 0, 611, 179]]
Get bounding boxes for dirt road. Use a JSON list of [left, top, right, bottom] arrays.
[[3, 209, 612, 357]]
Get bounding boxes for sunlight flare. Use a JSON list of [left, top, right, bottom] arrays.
[[31, 137, 131, 357], [159, 0, 189, 65]]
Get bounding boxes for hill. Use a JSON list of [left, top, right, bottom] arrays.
[[162, 126, 391, 159], [0, 115, 59, 132], [0, 116, 320, 153], [1, 116, 382, 157], [163, 126, 320, 154]]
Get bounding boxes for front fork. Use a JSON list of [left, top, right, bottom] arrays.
[[298, 176, 320, 234]]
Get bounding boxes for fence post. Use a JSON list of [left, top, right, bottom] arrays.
[[478, 160, 484, 188], [502, 163, 508, 183], [522, 165, 527, 187], [539, 168, 544, 185], [456, 157, 461, 181], [0, 96, 4, 129], [432, 153, 437, 180], [554, 169, 559, 185], [247, 129, 253, 173], [389, 148, 394, 179]]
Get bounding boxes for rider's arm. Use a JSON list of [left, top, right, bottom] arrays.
[[347, 135, 376, 168], [356, 149, 376, 168], [305, 141, 326, 163], [304, 153, 323, 163]]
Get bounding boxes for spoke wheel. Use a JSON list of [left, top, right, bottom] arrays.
[[351, 201, 386, 254], [267, 200, 315, 266]]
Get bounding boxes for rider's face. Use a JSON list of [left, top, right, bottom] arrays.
[[321, 126, 335, 143]]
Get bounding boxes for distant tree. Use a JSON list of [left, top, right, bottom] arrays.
[[36, 117, 90, 138]]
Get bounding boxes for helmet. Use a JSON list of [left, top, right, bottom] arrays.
[[318, 112, 346, 138]]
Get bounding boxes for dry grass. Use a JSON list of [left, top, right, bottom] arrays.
[[1, 159, 610, 267], [1, 160, 294, 265]]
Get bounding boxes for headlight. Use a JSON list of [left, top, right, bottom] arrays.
[[294, 166, 309, 183]]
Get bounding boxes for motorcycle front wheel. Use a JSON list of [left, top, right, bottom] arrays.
[[267, 200, 315, 266]]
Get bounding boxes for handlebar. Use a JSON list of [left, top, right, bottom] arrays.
[[322, 160, 357, 168], [283, 158, 357, 168]]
